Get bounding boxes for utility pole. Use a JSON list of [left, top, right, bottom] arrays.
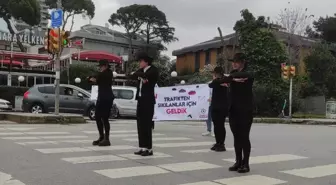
[[54, 0, 62, 115], [288, 34, 293, 118]]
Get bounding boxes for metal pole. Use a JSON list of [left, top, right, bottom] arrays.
[[289, 77, 293, 118], [8, 42, 13, 86], [54, 0, 62, 115]]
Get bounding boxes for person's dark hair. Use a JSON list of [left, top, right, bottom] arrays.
[[213, 66, 224, 77], [230, 52, 247, 63], [135, 51, 154, 65]]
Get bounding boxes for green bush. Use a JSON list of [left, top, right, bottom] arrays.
[[292, 113, 326, 119]]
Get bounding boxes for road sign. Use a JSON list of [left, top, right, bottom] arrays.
[[51, 9, 63, 28]]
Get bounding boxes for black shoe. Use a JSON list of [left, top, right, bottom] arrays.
[[215, 145, 226, 152], [237, 165, 250, 173], [98, 139, 111, 146], [228, 162, 241, 171], [92, 137, 103, 146], [134, 150, 144, 155], [211, 143, 219, 151], [141, 150, 153, 156]]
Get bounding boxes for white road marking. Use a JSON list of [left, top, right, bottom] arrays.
[[41, 135, 88, 139], [281, 164, 336, 178], [223, 154, 308, 164], [16, 141, 58, 145], [0, 171, 26, 185], [181, 148, 234, 153], [124, 137, 192, 142], [179, 182, 222, 185], [95, 166, 169, 179], [62, 155, 126, 164], [155, 142, 213, 148], [25, 132, 69, 135], [158, 161, 221, 172], [118, 152, 172, 160], [214, 175, 287, 185], [2, 137, 39, 140], [109, 133, 164, 138], [0, 133, 24, 136], [85, 145, 136, 151], [83, 130, 137, 134], [36, 147, 91, 154]]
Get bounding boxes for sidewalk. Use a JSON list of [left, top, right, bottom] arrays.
[[0, 112, 86, 124]]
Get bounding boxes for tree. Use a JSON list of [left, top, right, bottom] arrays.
[[0, 0, 41, 52], [60, 64, 97, 90], [138, 5, 178, 50], [301, 43, 336, 98], [278, 2, 314, 36], [45, 0, 95, 31], [306, 14, 336, 42], [109, 4, 145, 73], [234, 9, 289, 116]]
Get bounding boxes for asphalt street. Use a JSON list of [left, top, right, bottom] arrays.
[[0, 120, 336, 185]]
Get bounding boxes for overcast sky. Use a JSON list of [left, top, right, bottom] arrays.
[[1, 0, 336, 59]]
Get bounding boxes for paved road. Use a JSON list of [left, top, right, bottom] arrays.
[[0, 120, 336, 185]]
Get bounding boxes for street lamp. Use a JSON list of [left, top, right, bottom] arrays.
[[113, 71, 118, 78], [75, 77, 81, 84], [18, 76, 25, 82], [171, 71, 177, 77], [180, 80, 186, 85]]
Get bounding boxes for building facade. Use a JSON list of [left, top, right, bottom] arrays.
[[172, 31, 317, 75], [70, 24, 150, 58]]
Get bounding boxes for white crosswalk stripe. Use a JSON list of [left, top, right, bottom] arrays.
[[124, 137, 192, 142], [83, 130, 137, 134], [181, 148, 234, 153], [2, 135, 88, 140], [214, 175, 287, 185], [281, 164, 336, 178], [95, 166, 169, 179], [0, 171, 26, 185], [223, 154, 308, 164], [155, 141, 213, 148], [62, 155, 127, 164], [36, 145, 137, 154]]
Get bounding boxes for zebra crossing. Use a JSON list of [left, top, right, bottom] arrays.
[[1, 125, 336, 185]]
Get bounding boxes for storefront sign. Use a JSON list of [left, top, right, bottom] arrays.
[[0, 31, 44, 45], [153, 84, 210, 121]]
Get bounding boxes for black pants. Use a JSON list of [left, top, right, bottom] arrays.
[[95, 99, 113, 138], [211, 109, 227, 145], [229, 109, 253, 165], [136, 98, 155, 149]]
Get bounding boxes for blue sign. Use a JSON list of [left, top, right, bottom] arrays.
[[51, 9, 63, 28]]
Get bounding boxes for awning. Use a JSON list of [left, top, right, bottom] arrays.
[[0, 51, 52, 61], [72, 50, 122, 64], [1, 60, 23, 66]]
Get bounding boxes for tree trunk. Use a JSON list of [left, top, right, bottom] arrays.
[[3, 17, 28, 67], [126, 36, 133, 74]]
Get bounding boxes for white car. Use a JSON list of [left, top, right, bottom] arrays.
[[0, 98, 13, 111], [112, 86, 137, 118]]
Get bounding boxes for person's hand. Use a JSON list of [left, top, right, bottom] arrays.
[[233, 78, 248, 82], [220, 83, 229, 87], [89, 77, 96, 83], [224, 74, 230, 77], [142, 79, 148, 84], [208, 98, 211, 102]]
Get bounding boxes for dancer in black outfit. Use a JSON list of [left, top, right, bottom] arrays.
[[213, 53, 254, 173], [88, 60, 114, 147], [208, 66, 229, 152], [131, 51, 159, 156]]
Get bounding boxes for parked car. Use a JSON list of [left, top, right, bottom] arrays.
[[112, 86, 138, 118], [0, 98, 13, 111]]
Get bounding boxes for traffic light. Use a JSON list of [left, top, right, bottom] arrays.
[[44, 29, 51, 54], [49, 28, 60, 53], [61, 31, 70, 47], [290, 65, 296, 76], [282, 64, 289, 80]]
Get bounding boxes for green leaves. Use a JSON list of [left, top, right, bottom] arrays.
[[234, 9, 289, 116], [1, 0, 41, 26]]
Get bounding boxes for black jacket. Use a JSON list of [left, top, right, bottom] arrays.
[[131, 65, 159, 104], [96, 68, 114, 101], [209, 79, 229, 112], [213, 67, 254, 112]]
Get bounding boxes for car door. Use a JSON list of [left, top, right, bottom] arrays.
[[59, 86, 87, 114], [38, 86, 56, 112], [117, 89, 136, 116]]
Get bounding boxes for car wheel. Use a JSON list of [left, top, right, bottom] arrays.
[[30, 103, 44, 114], [88, 106, 96, 120], [110, 105, 119, 119]]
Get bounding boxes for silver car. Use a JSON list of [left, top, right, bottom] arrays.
[[112, 86, 137, 118]]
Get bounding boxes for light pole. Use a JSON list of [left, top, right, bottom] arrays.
[[180, 80, 186, 85]]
